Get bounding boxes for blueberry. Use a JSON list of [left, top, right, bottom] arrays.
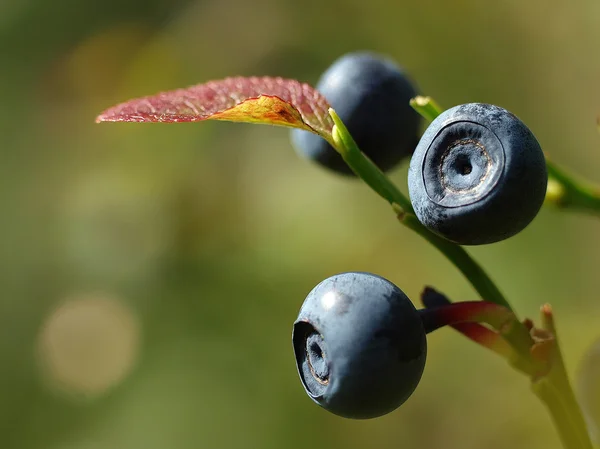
[[290, 51, 422, 175], [408, 103, 547, 245], [292, 272, 427, 419]]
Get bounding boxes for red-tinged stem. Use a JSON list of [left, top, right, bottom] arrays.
[[448, 322, 514, 359], [420, 288, 512, 356], [418, 301, 515, 334], [419, 287, 538, 374]]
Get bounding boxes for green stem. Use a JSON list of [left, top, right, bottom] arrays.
[[409, 96, 444, 122], [329, 108, 413, 213], [533, 376, 593, 449], [531, 305, 593, 449], [400, 213, 509, 309], [410, 95, 444, 121], [545, 161, 600, 213]]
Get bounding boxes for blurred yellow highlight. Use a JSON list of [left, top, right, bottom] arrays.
[[37, 293, 141, 398]]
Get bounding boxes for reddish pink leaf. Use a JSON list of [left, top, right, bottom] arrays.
[[96, 76, 334, 142]]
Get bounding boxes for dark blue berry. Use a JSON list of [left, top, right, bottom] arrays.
[[408, 103, 547, 245], [292, 272, 427, 419], [290, 51, 422, 175]]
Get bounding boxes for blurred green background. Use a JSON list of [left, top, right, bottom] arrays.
[[2, 0, 600, 448]]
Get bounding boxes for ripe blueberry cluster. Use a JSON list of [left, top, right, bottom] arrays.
[[291, 52, 549, 418], [291, 51, 547, 245]]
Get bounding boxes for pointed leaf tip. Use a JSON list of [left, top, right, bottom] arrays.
[[96, 76, 334, 141]]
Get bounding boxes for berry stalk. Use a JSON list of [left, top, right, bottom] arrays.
[[399, 212, 510, 310]]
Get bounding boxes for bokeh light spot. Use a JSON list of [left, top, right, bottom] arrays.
[[37, 293, 141, 398]]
